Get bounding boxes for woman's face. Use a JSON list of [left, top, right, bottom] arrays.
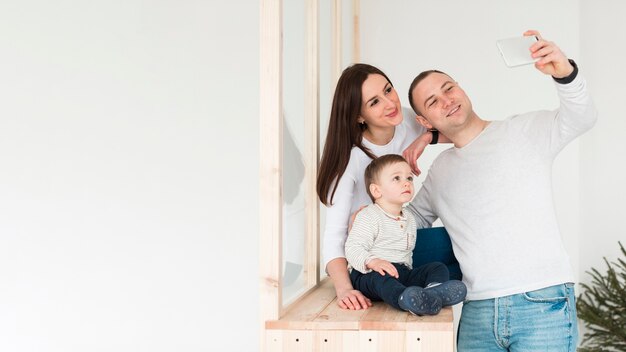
[[358, 74, 403, 131]]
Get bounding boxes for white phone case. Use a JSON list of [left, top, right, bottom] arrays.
[[496, 36, 538, 67]]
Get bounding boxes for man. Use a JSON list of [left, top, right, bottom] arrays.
[[407, 30, 597, 351]]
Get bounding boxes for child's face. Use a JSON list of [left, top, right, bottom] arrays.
[[371, 161, 414, 205]]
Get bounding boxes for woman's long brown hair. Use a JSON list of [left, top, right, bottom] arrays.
[[316, 64, 393, 206]]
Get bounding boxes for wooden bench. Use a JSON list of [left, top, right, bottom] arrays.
[[265, 279, 454, 352]]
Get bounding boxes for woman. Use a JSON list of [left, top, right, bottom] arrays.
[[316, 64, 438, 310]]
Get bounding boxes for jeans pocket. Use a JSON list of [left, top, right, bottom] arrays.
[[522, 284, 567, 303]]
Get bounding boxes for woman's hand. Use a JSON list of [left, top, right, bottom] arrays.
[[327, 258, 372, 310], [335, 287, 372, 310], [348, 205, 367, 232], [402, 131, 432, 175]]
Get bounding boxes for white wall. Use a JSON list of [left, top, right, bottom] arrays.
[[0, 1, 259, 351], [579, 0, 626, 285], [360, 0, 626, 345]]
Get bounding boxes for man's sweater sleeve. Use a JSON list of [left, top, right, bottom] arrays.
[[406, 172, 438, 229], [550, 73, 598, 154]]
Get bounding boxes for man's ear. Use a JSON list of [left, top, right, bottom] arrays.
[[369, 183, 382, 200], [415, 115, 433, 129]]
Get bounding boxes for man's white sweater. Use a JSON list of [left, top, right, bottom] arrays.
[[408, 74, 597, 300]]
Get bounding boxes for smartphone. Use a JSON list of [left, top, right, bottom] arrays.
[[496, 36, 538, 67]]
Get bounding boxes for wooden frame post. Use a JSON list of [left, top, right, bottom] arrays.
[[304, 0, 320, 288], [259, 0, 282, 348], [331, 0, 342, 85], [352, 0, 360, 63]]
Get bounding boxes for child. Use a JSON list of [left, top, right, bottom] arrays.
[[345, 154, 466, 315]]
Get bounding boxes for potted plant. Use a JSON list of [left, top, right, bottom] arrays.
[[576, 242, 626, 351]]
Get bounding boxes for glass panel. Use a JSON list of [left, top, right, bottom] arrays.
[[282, 0, 307, 305]]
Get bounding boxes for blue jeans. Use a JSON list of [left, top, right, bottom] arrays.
[[349, 262, 449, 310], [457, 283, 578, 352]]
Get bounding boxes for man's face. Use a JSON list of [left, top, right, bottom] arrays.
[[410, 72, 473, 133]]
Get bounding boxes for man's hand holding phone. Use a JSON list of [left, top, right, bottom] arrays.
[[497, 30, 574, 78], [496, 34, 539, 67], [524, 30, 574, 78]]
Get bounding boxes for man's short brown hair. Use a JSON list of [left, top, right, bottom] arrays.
[[408, 69, 450, 116]]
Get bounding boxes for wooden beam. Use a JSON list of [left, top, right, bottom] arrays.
[[304, 0, 321, 290], [352, 0, 360, 63], [331, 0, 342, 85], [260, 0, 282, 349]]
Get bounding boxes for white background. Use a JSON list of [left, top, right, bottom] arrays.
[[0, 1, 259, 351], [0, 1, 624, 352]]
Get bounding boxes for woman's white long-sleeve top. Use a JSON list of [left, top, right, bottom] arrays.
[[322, 108, 427, 270]]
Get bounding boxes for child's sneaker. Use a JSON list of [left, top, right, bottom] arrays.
[[398, 286, 442, 315], [424, 280, 467, 306]]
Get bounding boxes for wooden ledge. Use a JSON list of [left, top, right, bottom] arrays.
[[266, 278, 453, 332]]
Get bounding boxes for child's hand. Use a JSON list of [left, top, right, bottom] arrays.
[[366, 259, 399, 278]]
